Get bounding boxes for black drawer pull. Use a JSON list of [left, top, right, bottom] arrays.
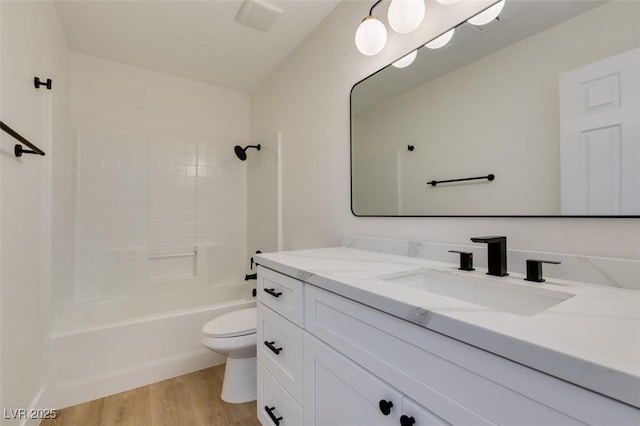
[[264, 288, 283, 298], [379, 399, 393, 415], [264, 406, 283, 425], [264, 340, 283, 355], [400, 414, 416, 426]]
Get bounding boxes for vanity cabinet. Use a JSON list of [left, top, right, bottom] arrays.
[[257, 266, 639, 426]]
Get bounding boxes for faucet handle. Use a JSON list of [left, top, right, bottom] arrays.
[[448, 250, 475, 271], [525, 259, 561, 283]]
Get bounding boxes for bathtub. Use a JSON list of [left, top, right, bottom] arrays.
[[50, 281, 255, 409]]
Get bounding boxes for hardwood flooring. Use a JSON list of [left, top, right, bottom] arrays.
[[42, 365, 260, 426]]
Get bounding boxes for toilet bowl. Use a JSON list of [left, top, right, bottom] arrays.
[[201, 307, 257, 403]]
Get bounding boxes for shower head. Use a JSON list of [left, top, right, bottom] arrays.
[[234, 145, 247, 161], [234, 144, 261, 161]]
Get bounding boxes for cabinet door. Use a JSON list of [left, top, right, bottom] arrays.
[[304, 333, 400, 426], [402, 397, 449, 426]]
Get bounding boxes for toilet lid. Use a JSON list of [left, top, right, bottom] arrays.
[[202, 307, 256, 338]]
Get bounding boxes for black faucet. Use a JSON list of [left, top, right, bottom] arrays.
[[470, 236, 508, 277]]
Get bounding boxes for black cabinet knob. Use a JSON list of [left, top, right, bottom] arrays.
[[379, 399, 394, 415], [400, 415, 416, 426]]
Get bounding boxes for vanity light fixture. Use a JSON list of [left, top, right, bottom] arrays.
[[356, 0, 428, 56], [355, 1, 388, 56], [425, 27, 455, 49], [392, 50, 418, 68], [388, 0, 426, 34], [467, 0, 506, 26]]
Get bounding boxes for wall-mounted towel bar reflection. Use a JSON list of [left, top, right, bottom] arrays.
[[1, 121, 46, 157], [149, 250, 197, 260], [428, 173, 494, 187]]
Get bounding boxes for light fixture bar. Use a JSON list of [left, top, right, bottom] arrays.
[[369, 0, 384, 15]]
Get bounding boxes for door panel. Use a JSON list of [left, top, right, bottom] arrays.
[[560, 48, 640, 215]]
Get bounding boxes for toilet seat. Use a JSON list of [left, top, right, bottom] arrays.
[[202, 307, 256, 338]]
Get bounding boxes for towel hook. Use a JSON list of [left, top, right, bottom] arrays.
[[34, 77, 52, 90]]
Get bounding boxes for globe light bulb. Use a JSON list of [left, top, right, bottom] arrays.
[[392, 50, 418, 68], [388, 0, 425, 34], [355, 16, 388, 56], [425, 28, 455, 49], [468, 0, 505, 26]]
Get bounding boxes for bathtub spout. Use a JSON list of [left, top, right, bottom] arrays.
[[245, 273, 257, 281]]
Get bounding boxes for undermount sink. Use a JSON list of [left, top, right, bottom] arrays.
[[383, 268, 575, 316]]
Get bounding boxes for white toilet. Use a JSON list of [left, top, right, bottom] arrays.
[[200, 307, 257, 403]]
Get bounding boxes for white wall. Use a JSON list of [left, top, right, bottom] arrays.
[[0, 0, 70, 423], [70, 53, 250, 142], [250, 0, 640, 259]]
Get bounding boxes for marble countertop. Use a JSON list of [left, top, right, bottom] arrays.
[[255, 247, 640, 408]]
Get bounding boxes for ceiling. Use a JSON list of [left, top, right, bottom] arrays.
[[54, 0, 341, 93]]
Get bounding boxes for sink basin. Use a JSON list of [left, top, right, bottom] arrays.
[[383, 268, 574, 316]]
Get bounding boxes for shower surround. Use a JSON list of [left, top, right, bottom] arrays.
[[49, 129, 253, 407], [54, 129, 248, 325]]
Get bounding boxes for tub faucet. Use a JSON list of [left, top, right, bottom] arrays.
[[470, 236, 508, 277]]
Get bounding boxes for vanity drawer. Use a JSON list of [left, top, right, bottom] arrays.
[[257, 303, 304, 404], [305, 285, 637, 426], [257, 361, 303, 426], [257, 266, 304, 327]]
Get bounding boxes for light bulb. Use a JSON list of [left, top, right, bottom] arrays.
[[435, 0, 460, 4], [355, 16, 388, 56], [392, 50, 417, 68], [468, 0, 505, 26], [425, 28, 455, 49], [388, 0, 425, 34]]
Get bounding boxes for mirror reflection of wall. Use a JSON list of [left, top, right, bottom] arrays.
[[351, 1, 640, 217]]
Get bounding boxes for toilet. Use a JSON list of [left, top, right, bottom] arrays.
[[200, 307, 257, 403]]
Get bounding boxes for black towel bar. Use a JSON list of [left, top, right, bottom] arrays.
[[0, 121, 46, 157], [428, 174, 494, 187]]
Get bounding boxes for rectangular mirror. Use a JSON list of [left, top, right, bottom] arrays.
[[351, 0, 640, 217]]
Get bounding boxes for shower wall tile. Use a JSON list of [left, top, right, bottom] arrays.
[[147, 140, 198, 256], [73, 130, 247, 299], [52, 123, 77, 307], [195, 143, 246, 282], [199, 242, 246, 285], [73, 130, 147, 301]]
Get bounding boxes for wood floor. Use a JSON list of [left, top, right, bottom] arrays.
[[42, 365, 260, 426]]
